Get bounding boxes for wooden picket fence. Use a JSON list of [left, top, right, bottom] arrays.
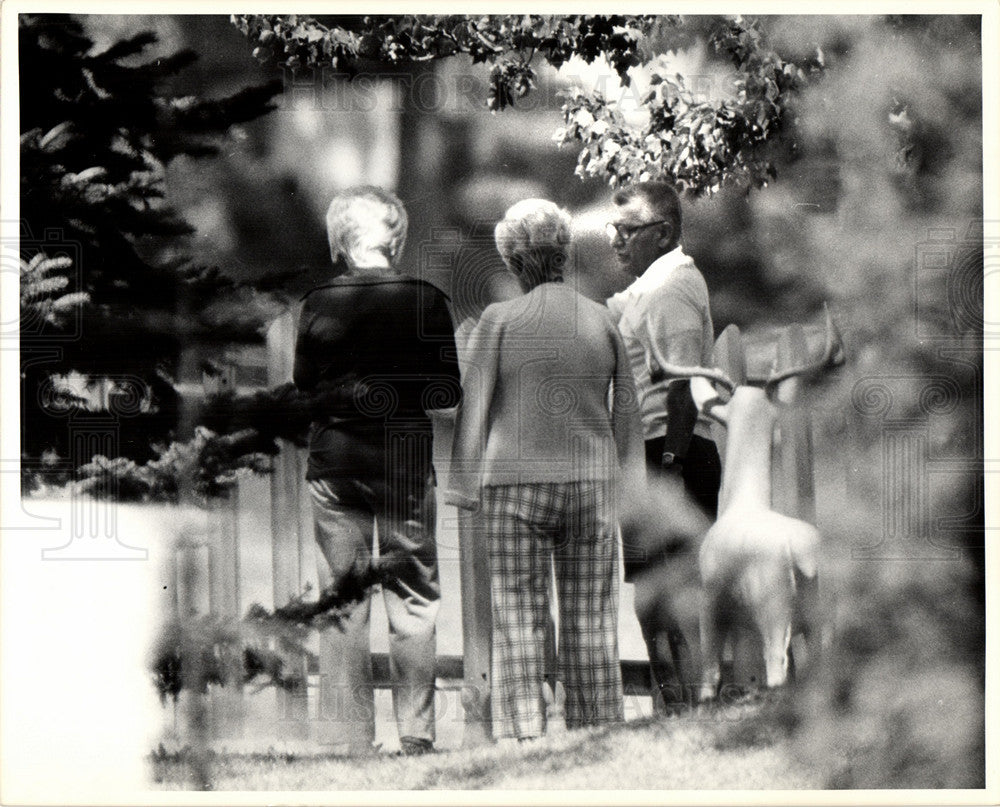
[[166, 309, 823, 750]]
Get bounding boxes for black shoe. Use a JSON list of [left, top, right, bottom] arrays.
[[399, 736, 434, 756]]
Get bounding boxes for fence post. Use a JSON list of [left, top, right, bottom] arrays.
[[711, 324, 766, 692], [266, 310, 310, 739], [772, 324, 816, 523], [268, 308, 374, 751], [207, 487, 245, 739], [456, 506, 493, 745], [711, 325, 746, 511], [178, 542, 212, 789], [427, 406, 492, 748], [772, 324, 820, 676]]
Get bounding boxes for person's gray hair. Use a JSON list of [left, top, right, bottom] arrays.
[[325, 186, 408, 271], [494, 199, 572, 286]]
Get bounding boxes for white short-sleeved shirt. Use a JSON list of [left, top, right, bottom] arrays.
[[607, 247, 715, 442]]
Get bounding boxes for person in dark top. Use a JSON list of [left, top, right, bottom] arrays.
[[293, 186, 461, 756]]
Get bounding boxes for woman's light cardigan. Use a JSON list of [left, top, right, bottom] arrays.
[[445, 282, 645, 510]]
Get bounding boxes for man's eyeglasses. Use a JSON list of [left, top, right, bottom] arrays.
[[605, 219, 670, 242]]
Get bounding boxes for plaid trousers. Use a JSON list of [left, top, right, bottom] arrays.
[[483, 481, 625, 740]]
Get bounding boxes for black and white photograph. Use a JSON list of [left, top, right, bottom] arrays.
[[0, 4, 995, 803]]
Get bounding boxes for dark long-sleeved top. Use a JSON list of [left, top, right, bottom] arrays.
[[293, 274, 461, 480]]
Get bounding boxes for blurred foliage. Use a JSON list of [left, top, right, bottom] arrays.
[[152, 609, 310, 705], [75, 427, 271, 504], [68, 380, 377, 502], [749, 15, 984, 788], [232, 14, 825, 193], [152, 566, 382, 703], [19, 14, 281, 480]]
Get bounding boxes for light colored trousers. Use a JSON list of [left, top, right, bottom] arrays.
[[309, 469, 440, 749]]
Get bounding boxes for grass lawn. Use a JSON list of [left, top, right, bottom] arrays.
[[151, 702, 822, 791]]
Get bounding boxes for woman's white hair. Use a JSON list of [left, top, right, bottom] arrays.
[[326, 186, 408, 271], [494, 198, 572, 281]]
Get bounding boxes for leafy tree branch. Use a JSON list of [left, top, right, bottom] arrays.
[[231, 13, 824, 192]]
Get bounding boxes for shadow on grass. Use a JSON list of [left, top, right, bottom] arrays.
[[709, 693, 799, 752], [417, 724, 626, 790]]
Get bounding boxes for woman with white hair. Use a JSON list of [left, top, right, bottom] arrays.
[[447, 199, 644, 741]]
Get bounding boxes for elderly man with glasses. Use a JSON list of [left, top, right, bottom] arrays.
[[605, 181, 722, 715]]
